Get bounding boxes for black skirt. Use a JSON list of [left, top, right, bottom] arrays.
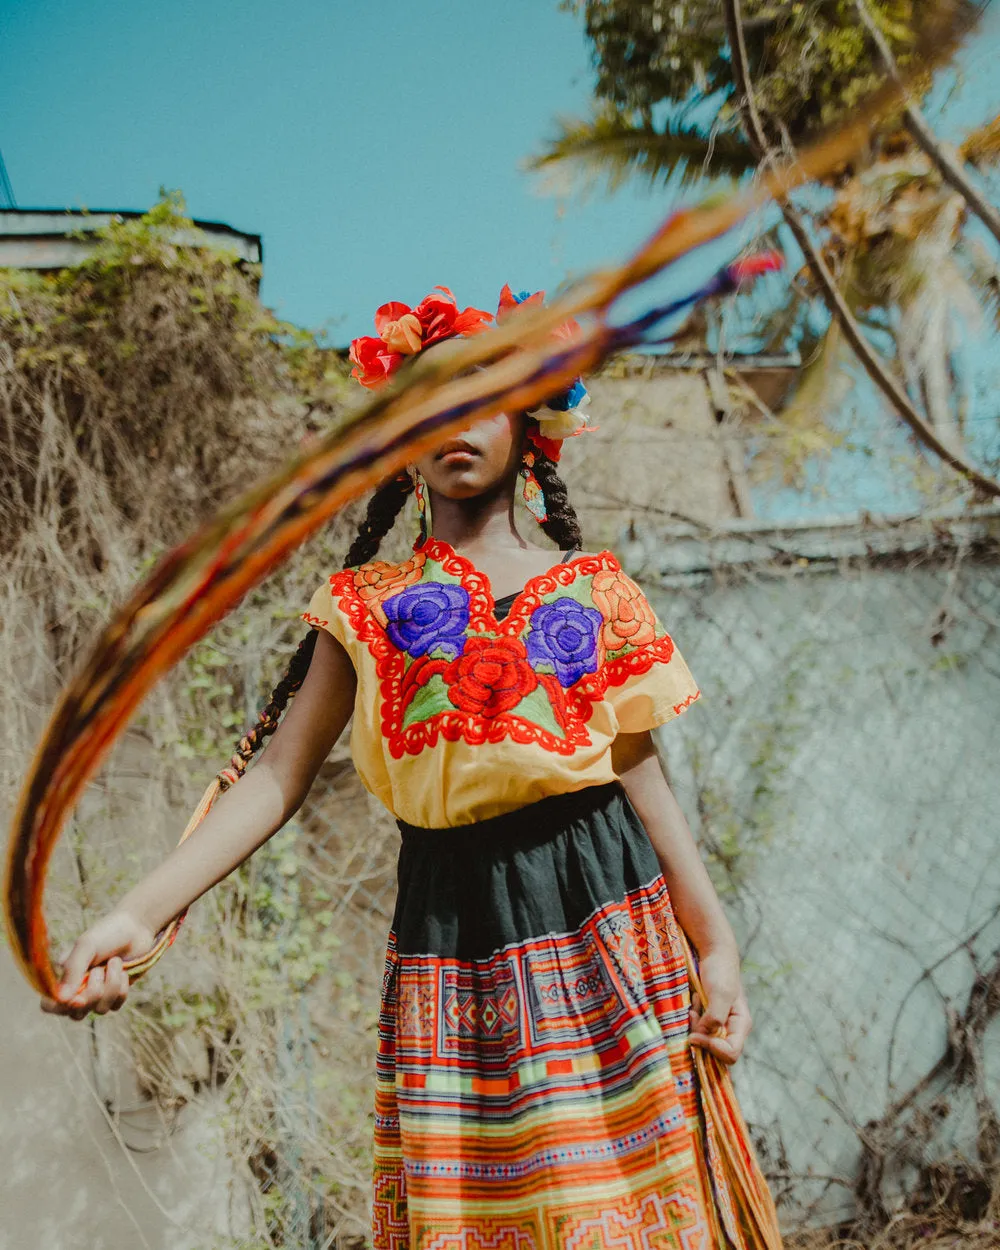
[[368, 781, 741, 1249]]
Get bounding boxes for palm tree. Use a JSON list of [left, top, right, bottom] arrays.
[[534, 0, 1000, 500]]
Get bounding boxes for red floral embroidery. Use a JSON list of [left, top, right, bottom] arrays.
[[591, 568, 658, 652], [444, 636, 538, 717], [313, 539, 693, 759]]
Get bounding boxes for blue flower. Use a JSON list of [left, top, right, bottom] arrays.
[[546, 378, 588, 412], [526, 597, 603, 687], [383, 583, 470, 659]]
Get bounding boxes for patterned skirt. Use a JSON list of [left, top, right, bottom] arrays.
[[373, 781, 742, 1250]]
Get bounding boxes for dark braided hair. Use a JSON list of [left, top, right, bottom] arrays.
[[342, 472, 414, 568], [217, 473, 414, 781], [530, 447, 583, 552], [221, 629, 318, 784]]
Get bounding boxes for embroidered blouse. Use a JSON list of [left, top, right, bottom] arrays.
[[302, 537, 701, 828]]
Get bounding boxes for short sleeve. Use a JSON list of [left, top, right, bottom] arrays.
[[592, 567, 701, 734], [302, 577, 351, 650], [607, 639, 701, 733]]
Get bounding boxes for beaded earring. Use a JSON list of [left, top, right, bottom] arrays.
[[520, 448, 548, 524]]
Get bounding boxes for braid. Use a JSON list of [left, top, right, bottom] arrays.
[[531, 451, 583, 551], [343, 473, 413, 569], [223, 629, 318, 782], [219, 474, 412, 784]]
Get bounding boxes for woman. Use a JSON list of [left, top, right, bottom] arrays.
[[44, 285, 759, 1249]]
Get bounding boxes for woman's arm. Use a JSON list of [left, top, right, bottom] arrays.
[[613, 729, 751, 1065], [43, 628, 355, 1018]]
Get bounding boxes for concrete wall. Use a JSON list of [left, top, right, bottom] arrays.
[[559, 361, 757, 542], [633, 506, 1000, 1225]]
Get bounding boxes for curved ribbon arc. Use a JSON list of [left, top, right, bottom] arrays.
[[3, 40, 969, 999]]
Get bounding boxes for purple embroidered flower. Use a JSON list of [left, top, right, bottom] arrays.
[[383, 582, 470, 659], [526, 597, 603, 687]]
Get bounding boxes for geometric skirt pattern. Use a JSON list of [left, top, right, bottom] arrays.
[[372, 782, 746, 1249]]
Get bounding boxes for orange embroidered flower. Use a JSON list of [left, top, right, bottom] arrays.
[[353, 552, 426, 604], [591, 569, 658, 652]]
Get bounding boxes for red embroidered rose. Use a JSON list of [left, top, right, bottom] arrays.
[[444, 635, 538, 717], [591, 569, 658, 651], [353, 552, 426, 604]]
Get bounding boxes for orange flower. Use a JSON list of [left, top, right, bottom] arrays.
[[377, 308, 423, 355], [354, 552, 426, 605], [591, 569, 657, 652]]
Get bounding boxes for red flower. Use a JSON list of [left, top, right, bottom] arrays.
[[525, 428, 563, 462], [729, 250, 784, 284], [496, 284, 545, 323], [496, 283, 581, 344], [413, 286, 493, 346], [444, 635, 538, 717], [349, 286, 494, 389], [349, 335, 404, 390]]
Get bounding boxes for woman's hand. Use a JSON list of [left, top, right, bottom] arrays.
[[39, 909, 156, 1021], [688, 945, 752, 1066]]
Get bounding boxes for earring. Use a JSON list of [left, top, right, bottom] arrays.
[[408, 466, 429, 544], [520, 449, 548, 524]]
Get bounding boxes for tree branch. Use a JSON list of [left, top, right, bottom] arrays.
[[722, 0, 1000, 499], [854, 0, 1000, 252]]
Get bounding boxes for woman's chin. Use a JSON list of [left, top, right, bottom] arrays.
[[429, 467, 494, 498]]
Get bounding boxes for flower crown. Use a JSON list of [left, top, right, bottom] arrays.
[[348, 284, 591, 462]]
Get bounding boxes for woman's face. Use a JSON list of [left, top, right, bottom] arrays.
[[414, 409, 526, 500], [412, 340, 526, 499]]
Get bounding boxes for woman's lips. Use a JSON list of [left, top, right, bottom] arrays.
[[436, 439, 478, 463]]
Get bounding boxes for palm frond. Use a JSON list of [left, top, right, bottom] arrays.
[[528, 109, 757, 194], [960, 112, 1000, 167]]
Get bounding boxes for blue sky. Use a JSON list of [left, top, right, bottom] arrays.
[[2, 1, 999, 520], [0, 0, 684, 341]]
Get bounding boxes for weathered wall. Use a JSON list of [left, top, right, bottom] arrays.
[[631, 505, 1000, 1225], [559, 361, 754, 541]]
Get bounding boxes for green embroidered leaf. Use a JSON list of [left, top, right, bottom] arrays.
[[402, 673, 454, 729], [422, 557, 463, 588], [509, 683, 566, 740], [539, 583, 595, 610]]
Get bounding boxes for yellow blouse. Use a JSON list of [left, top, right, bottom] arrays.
[[303, 537, 700, 828]]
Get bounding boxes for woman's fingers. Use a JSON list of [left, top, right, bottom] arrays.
[[57, 934, 100, 1003], [40, 958, 131, 1018], [40, 912, 150, 1020], [67, 966, 106, 1020], [689, 987, 753, 1065], [724, 991, 753, 1057], [94, 957, 128, 1015], [690, 1032, 741, 1064]]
